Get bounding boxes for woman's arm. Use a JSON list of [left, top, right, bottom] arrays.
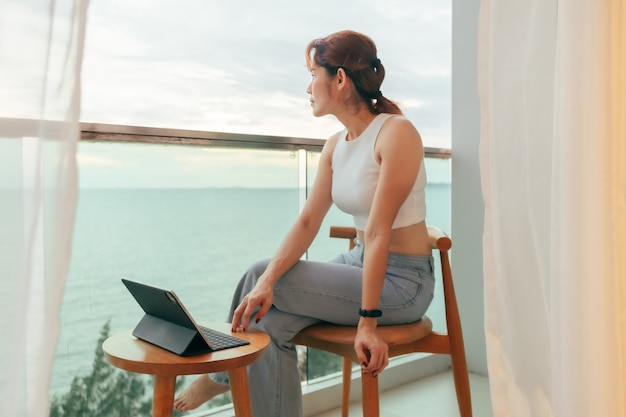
[[258, 135, 337, 286], [355, 116, 424, 375], [231, 133, 338, 330]]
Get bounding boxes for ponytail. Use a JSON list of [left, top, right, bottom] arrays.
[[306, 30, 403, 115]]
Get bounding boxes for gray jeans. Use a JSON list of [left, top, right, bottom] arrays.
[[212, 240, 435, 417]]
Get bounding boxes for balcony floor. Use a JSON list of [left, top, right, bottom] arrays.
[[310, 370, 493, 417]]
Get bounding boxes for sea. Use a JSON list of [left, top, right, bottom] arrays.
[[49, 185, 450, 399]]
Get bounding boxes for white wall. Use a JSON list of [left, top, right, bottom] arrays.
[[451, 0, 488, 375]]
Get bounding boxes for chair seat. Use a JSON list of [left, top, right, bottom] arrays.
[[296, 317, 433, 347]]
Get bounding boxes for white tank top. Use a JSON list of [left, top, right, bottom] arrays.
[[331, 113, 427, 230]]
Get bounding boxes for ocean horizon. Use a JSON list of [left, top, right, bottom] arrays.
[[50, 185, 450, 398]]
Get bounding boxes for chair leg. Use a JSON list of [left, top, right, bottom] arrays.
[[341, 358, 352, 417], [450, 351, 473, 417], [361, 371, 380, 417]]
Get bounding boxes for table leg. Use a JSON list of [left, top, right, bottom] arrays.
[[152, 374, 176, 417], [228, 367, 252, 417]]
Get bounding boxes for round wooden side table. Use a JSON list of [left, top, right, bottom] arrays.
[[102, 322, 270, 417]]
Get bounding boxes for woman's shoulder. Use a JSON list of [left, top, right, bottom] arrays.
[[379, 114, 422, 143], [327, 130, 343, 143], [320, 130, 343, 161], [381, 113, 416, 130], [322, 130, 342, 150]]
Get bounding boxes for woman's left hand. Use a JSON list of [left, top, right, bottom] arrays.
[[354, 323, 389, 377], [231, 280, 274, 332]]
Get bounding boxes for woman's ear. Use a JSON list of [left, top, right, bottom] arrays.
[[335, 67, 348, 89]]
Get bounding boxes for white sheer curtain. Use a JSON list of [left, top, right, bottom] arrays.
[[479, 1, 626, 417], [0, 1, 88, 416]]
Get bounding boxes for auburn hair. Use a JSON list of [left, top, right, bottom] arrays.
[[305, 30, 402, 115]]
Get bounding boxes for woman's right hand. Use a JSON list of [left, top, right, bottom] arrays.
[[354, 320, 389, 377], [231, 279, 274, 331]]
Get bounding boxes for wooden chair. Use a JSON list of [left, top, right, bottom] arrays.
[[293, 226, 472, 417]]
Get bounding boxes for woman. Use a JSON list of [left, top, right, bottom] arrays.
[[174, 30, 435, 417]]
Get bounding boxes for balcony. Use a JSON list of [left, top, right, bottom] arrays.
[[47, 122, 491, 416]]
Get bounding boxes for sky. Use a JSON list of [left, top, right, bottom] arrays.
[[76, 0, 452, 188]]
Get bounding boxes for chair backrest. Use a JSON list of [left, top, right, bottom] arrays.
[[426, 226, 465, 354], [329, 226, 358, 250]]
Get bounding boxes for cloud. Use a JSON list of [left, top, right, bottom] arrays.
[[75, 0, 451, 187]]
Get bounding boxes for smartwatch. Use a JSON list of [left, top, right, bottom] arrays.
[[359, 308, 383, 318]]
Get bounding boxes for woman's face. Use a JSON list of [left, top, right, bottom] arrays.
[[306, 64, 334, 117]]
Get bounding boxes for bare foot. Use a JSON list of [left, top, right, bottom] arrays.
[[173, 374, 229, 412]]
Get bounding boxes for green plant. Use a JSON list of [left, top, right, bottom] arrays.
[[49, 320, 185, 417]]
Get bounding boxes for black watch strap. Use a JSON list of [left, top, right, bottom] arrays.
[[359, 308, 383, 318]]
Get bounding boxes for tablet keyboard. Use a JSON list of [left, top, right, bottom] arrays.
[[198, 325, 250, 351]]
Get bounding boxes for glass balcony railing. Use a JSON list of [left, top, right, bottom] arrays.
[[49, 123, 451, 416]]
